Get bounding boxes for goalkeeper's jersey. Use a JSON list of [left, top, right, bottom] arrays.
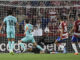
[[3, 15, 17, 31], [25, 24, 33, 36]]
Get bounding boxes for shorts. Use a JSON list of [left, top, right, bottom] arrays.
[[6, 29, 15, 38], [21, 35, 35, 43], [56, 36, 67, 43], [71, 36, 80, 42]]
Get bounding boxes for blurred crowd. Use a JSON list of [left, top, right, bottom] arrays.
[[0, 1, 80, 6], [0, 1, 80, 36]]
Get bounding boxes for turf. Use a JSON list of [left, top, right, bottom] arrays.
[[0, 53, 80, 60]]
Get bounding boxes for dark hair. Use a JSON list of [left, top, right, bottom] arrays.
[[25, 19, 29, 23], [7, 10, 13, 15]]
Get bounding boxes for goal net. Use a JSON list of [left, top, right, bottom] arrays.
[[0, 0, 80, 53]]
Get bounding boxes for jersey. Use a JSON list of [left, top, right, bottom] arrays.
[[73, 20, 80, 37], [3, 15, 17, 31], [25, 24, 33, 36], [3, 15, 17, 38], [21, 24, 35, 43], [59, 21, 68, 39]]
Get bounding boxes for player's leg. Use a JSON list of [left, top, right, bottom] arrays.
[[10, 30, 15, 53], [55, 37, 60, 47], [18, 37, 27, 52], [72, 42, 78, 55], [59, 43, 66, 53], [7, 31, 11, 52], [71, 36, 78, 55], [8, 38, 11, 51], [33, 42, 44, 53], [9, 38, 15, 55], [78, 38, 80, 48], [55, 37, 67, 53], [52, 38, 60, 53], [78, 42, 80, 48], [11, 38, 15, 52], [50, 40, 58, 54], [31, 38, 44, 53]]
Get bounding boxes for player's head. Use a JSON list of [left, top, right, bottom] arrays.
[[7, 10, 13, 15]]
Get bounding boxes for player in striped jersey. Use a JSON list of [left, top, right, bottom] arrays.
[[55, 19, 68, 53], [70, 15, 80, 55]]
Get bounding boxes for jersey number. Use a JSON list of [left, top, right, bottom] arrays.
[[9, 20, 14, 26]]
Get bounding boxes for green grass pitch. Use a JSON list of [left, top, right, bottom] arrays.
[[0, 53, 80, 60]]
